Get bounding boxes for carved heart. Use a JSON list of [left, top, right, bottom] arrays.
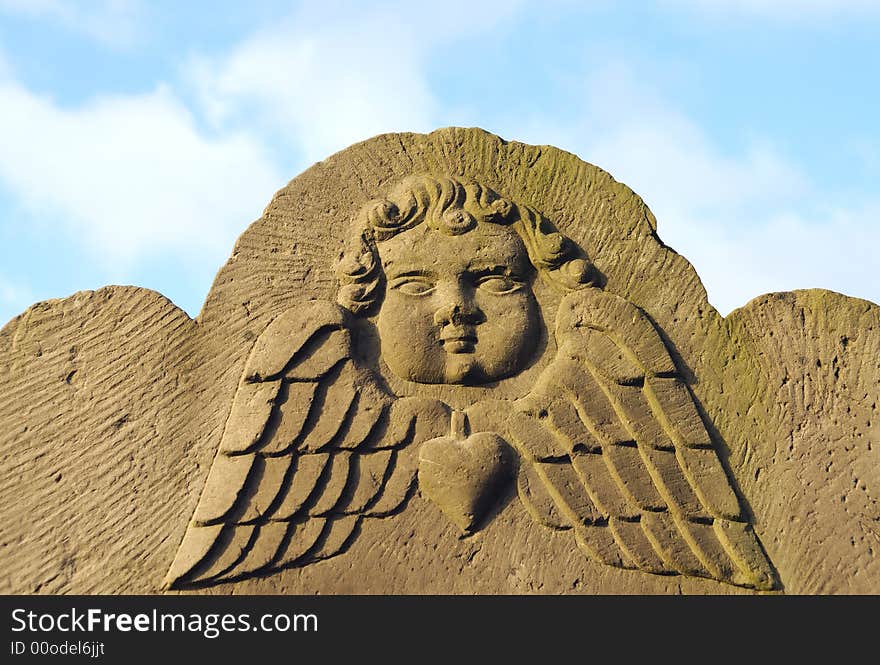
[[418, 428, 510, 533]]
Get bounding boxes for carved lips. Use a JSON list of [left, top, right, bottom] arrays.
[[439, 327, 477, 354], [418, 419, 510, 533]]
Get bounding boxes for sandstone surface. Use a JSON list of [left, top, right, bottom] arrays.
[[1, 128, 877, 594]]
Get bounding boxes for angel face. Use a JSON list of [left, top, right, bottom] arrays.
[[376, 222, 540, 384]]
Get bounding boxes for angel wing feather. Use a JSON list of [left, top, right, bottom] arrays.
[[165, 301, 449, 588], [506, 288, 778, 590]]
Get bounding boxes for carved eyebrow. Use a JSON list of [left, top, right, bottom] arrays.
[[386, 269, 435, 281], [469, 264, 526, 279]]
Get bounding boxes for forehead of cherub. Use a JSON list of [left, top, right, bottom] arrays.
[[379, 221, 531, 280]]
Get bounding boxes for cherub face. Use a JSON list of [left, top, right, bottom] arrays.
[[376, 221, 540, 385]]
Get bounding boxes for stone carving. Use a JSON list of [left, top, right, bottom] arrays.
[[2, 128, 878, 595], [166, 175, 775, 590]]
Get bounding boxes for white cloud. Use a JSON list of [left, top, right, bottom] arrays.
[[0, 78, 282, 271], [1, 2, 875, 320], [0, 0, 144, 47], [185, 0, 523, 166], [186, 23, 435, 166], [0, 0, 526, 319], [649, 203, 880, 315], [554, 62, 879, 314]]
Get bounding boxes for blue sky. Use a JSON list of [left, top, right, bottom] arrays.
[[1, 0, 878, 325]]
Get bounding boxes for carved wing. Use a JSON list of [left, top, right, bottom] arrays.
[[509, 288, 778, 590], [165, 301, 449, 589]]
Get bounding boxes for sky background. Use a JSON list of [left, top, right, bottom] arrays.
[[0, 0, 878, 326]]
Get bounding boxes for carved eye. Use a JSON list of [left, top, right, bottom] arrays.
[[477, 276, 521, 294], [391, 278, 436, 296]]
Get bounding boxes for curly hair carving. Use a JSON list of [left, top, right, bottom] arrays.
[[335, 175, 599, 315]]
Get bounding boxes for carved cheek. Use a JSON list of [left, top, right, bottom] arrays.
[[382, 292, 433, 341], [378, 291, 446, 382], [478, 290, 532, 331], [488, 291, 539, 366]]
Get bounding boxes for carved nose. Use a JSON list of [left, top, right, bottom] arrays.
[[433, 302, 483, 327]]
